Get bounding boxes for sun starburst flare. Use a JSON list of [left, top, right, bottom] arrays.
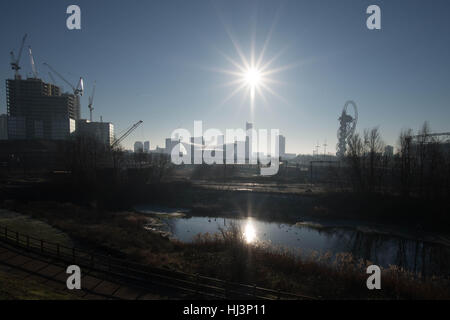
[[207, 14, 297, 117], [215, 47, 288, 114]]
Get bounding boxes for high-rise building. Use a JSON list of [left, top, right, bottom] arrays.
[[6, 78, 79, 140], [165, 138, 172, 154], [143, 141, 150, 153], [245, 122, 253, 162], [76, 119, 114, 146], [166, 137, 184, 156], [278, 135, 286, 158], [384, 145, 394, 157], [0, 114, 7, 140], [153, 146, 166, 154], [134, 141, 143, 153], [189, 136, 204, 164]]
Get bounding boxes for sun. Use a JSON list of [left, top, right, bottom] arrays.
[[242, 66, 264, 104], [211, 21, 295, 115], [244, 67, 262, 89]]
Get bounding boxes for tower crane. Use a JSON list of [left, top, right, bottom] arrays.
[[111, 121, 143, 148], [43, 62, 84, 96], [10, 34, 28, 79], [28, 46, 38, 78], [88, 82, 96, 122]]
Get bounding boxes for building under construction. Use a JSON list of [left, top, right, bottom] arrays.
[[6, 77, 80, 140], [1, 34, 148, 173]]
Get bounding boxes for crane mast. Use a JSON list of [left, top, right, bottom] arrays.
[[88, 82, 96, 122], [10, 34, 28, 79], [28, 46, 38, 78]]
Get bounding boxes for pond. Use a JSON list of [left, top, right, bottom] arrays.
[[137, 206, 450, 276]]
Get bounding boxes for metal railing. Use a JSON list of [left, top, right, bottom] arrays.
[[0, 224, 316, 300]]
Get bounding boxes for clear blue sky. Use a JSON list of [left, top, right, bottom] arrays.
[[1, 0, 450, 154]]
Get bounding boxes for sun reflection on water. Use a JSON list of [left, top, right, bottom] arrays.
[[243, 219, 257, 244]]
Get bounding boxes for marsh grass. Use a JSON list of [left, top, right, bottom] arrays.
[[187, 224, 450, 299]]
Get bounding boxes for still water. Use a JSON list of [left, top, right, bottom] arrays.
[[162, 216, 450, 276], [135, 203, 450, 276]]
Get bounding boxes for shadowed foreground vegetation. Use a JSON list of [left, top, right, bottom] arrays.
[[184, 224, 450, 300], [2, 201, 449, 300], [0, 269, 79, 300]]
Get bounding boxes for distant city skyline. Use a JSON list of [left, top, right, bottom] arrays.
[[2, 0, 450, 154]]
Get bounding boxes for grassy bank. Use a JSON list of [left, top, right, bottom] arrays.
[[0, 209, 74, 247], [0, 268, 79, 300], [0, 209, 79, 300], [1, 201, 176, 261]]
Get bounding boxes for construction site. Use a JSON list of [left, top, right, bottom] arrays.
[[0, 34, 144, 171]]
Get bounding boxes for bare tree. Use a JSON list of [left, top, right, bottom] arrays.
[[416, 122, 431, 196], [346, 133, 365, 191], [398, 128, 413, 197], [363, 127, 385, 192]]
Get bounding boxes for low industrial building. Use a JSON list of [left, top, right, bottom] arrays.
[[75, 119, 114, 146]]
